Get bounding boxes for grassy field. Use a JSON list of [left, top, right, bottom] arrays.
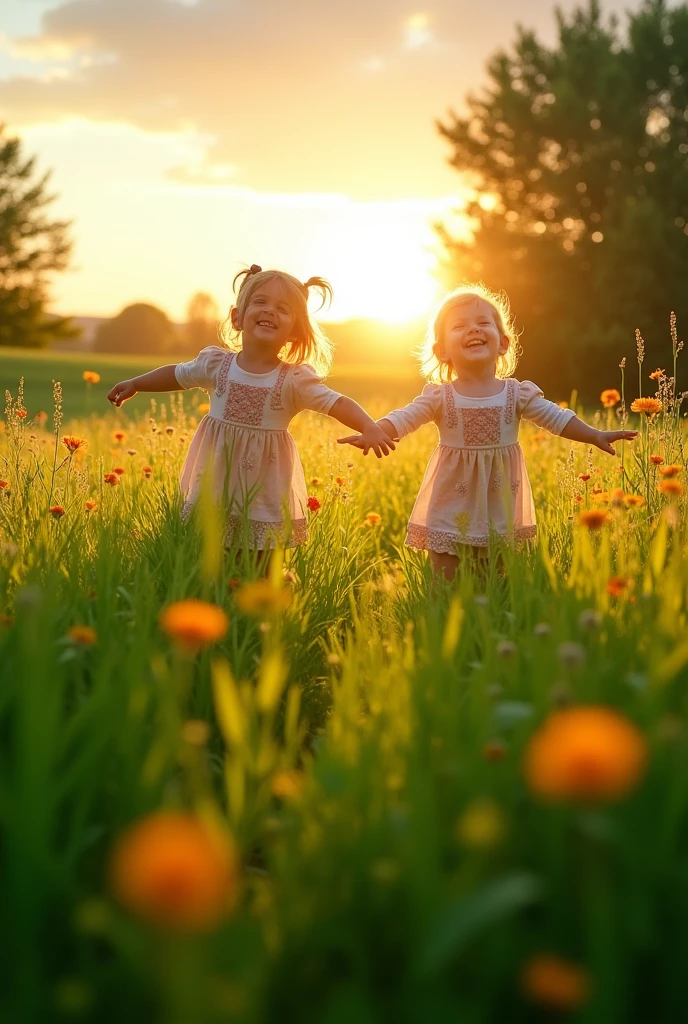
[[2, 340, 688, 1022], [0, 345, 422, 421]]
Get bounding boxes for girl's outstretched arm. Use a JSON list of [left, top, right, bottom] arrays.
[[560, 416, 637, 455], [332, 397, 396, 458], [107, 365, 181, 407]]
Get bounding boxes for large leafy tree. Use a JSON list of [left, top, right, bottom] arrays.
[[437, 0, 688, 397], [0, 125, 75, 348], [93, 303, 178, 355]]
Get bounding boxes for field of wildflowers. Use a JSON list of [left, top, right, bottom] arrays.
[[2, 323, 688, 1022]]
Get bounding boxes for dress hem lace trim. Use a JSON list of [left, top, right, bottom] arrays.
[[406, 522, 537, 553]]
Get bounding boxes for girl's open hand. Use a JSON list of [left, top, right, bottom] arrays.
[[596, 429, 638, 455], [107, 379, 138, 407], [337, 427, 396, 458]]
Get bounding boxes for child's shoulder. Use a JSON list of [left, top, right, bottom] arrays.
[[420, 382, 444, 398]]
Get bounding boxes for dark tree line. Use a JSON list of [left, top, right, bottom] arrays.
[[437, 0, 688, 400]]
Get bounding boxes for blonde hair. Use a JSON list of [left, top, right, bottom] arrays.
[[418, 282, 521, 383], [219, 267, 334, 377]]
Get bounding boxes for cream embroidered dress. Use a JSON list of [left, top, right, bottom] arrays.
[[174, 346, 342, 548], [385, 379, 575, 553]]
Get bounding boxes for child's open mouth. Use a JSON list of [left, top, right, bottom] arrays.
[[465, 338, 486, 348], [257, 320, 277, 330]]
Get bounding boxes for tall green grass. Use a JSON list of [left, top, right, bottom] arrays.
[[2, 345, 688, 1022]]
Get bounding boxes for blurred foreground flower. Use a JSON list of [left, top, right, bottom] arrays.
[[607, 576, 632, 598], [658, 464, 682, 478], [578, 509, 611, 530], [521, 954, 590, 1010], [600, 389, 620, 408], [235, 579, 291, 617], [631, 397, 662, 415], [271, 770, 305, 800], [113, 466, 125, 476], [623, 494, 645, 507], [197, 402, 210, 415], [67, 625, 97, 646], [103, 472, 119, 486], [113, 430, 126, 443], [62, 435, 87, 454], [455, 799, 505, 849], [363, 511, 382, 527], [83, 371, 100, 384], [524, 706, 647, 802], [0, 480, 9, 490], [110, 812, 238, 931], [159, 599, 228, 652], [142, 465, 153, 479], [659, 479, 684, 497]]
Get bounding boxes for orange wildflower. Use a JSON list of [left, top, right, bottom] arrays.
[[113, 430, 126, 443], [631, 397, 662, 415], [578, 509, 611, 530], [363, 511, 382, 527], [49, 505, 65, 519], [623, 494, 645, 508], [61, 436, 87, 453], [658, 464, 682, 478], [67, 625, 97, 645], [142, 465, 153, 478], [650, 454, 664, 465], [577, 473, 590, 482], [334, 476, 346, 486], [85, 499, 99, 511], [110, 812, 238, 932], [649, 368, 665, 380], [83, 371, 101, 384], [103, 472, 119, 486], [600, 389, 620, 408], [524, 706, 647, 802], [16, 409, 27, 419], [197, 402, 210, 415], [310, 477, 321, 486], [113, 466, 126, 475], [0, 480, 9, 490], [483, 741, 506, 762], [606, 576, 632, 598], [159, 599, 228, 652], [271, 770, 305, 800], [306, 496, 321, 512], [659, 479, 684, 497], [521, 954, 590, 1010]]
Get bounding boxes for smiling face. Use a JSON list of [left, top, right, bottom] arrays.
[[232, 277, 297, 352], [437, 297, 509, 376]]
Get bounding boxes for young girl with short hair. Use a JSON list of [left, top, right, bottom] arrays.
[[339, 283, 637, 579], [108, 265, 394, 549]]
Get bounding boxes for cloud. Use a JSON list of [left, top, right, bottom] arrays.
[[0, 0, 636, 199]]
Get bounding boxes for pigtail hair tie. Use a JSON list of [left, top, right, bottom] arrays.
[[249, 264, 262, 275]]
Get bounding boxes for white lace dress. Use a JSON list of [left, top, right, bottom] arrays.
[[385, 378, 575, 552], [174, 347, 342, 548]]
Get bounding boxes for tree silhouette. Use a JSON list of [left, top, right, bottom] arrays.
[[0, 125, 75, 348], [437, 0, 688, 397], [93, 303, 178, 355], [184, 291, 219, 353]]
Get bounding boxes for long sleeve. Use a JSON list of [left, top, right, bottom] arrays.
[[517, 380, 576, 435], [384, 384, 442, 440], [174, 346, 228, 390], [289, 363, 343, 414]]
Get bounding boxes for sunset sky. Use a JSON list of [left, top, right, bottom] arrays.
[[2, 0, 637, 323]]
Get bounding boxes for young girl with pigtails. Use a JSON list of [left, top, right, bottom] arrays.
[[108, 265, 394, 550], [339, 284, 637, 579]]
